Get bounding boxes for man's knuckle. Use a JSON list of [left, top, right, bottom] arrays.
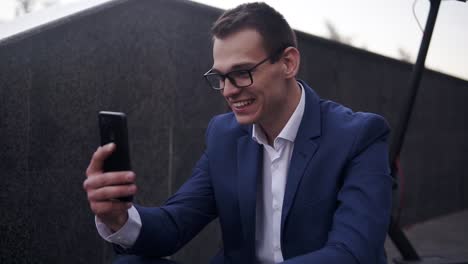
[[87, 191, 95, 201], [129, 184, 137, 194], [99, 175, 108, 186], [102, 188, 112, 199], [85, 165, 92, 176]]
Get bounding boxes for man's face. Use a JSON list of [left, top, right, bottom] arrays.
[[212, 29, 288, 126]]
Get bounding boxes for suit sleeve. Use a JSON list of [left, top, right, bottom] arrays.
[[119, 118, 218, 257], [283, 114, 393, 264]]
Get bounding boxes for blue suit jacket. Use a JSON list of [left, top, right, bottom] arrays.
[[126, 81, 393, 264]]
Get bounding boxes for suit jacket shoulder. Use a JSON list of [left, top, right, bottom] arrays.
[[319, 99, 390, 153]]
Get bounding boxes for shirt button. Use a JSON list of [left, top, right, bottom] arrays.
[[273, 204, 280, 211], [274, 245, 281, 251]]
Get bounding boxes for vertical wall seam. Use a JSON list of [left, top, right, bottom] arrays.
[[168, 124, 173, 197]]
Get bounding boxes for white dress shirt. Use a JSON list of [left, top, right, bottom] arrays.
[[96, 82, 305, 263], [253, 83, 305, 263]]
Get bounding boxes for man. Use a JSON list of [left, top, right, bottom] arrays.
[[84, 2, 392, 263]]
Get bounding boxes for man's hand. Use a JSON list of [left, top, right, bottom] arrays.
[[83, 143, 138, 232]]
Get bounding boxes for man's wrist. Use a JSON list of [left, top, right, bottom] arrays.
[[109, 212, 129, 233], [95, 206, 142, 248]]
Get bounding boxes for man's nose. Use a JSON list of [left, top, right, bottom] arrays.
[[222, 78, 240, 97]]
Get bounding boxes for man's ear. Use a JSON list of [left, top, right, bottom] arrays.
[[281, 47, 300, 79]]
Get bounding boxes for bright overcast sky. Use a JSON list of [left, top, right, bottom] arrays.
[[0, 0, 467, 80]]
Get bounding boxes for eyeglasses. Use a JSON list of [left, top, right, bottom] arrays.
[[203, 56, 272, 90]]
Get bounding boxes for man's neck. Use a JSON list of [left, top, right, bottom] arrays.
[[260, 81, 302, 146]]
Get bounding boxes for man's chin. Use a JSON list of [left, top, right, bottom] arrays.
[[234, 114, 255, 125]]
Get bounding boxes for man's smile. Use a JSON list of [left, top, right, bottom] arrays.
[[231, 98, 256, 109]]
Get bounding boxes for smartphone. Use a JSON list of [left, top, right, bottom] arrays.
[[98, 111, 133, 202]]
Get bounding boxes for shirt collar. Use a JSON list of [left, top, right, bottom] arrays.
[[252, 82, 305, 146]]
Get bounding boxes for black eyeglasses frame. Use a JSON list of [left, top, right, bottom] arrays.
[[203, 55, 274, 90]]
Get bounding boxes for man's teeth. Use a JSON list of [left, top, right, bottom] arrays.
[[233, 100, 254, 108]]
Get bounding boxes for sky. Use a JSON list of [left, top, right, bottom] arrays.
[[0, 0, 467, 81]]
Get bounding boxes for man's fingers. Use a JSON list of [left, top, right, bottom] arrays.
[[86, 143, 116, 176], [87, 184, 137, 202], [83, 171, 135, 190]]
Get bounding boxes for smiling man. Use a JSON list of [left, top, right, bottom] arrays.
[[84, 2, 392, 264], [206, 27, 301, 145]]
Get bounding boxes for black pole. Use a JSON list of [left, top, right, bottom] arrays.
[[388, 0, 441, 261], [389, 0, 441, 166]]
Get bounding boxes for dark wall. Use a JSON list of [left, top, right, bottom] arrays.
[[0, 0, 467, 263]]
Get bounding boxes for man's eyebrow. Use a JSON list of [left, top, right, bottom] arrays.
[[211, 62, 255, 74]]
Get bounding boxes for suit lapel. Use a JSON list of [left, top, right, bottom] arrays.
[[281, 81, 322, 232], [237, 131, 262, 255]]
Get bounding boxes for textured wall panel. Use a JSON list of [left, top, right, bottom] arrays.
[[0, 0, 467, 263]]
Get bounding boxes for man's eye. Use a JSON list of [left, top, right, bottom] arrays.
[[230, 71, 250, 79]]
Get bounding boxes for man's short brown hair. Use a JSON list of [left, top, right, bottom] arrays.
[[211, 2, 297, 62]]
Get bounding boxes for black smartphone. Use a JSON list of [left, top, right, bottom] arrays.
[[98, 111, 133, 202]]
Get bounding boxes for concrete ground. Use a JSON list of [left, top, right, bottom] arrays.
[[385, 210, 468, 264]]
